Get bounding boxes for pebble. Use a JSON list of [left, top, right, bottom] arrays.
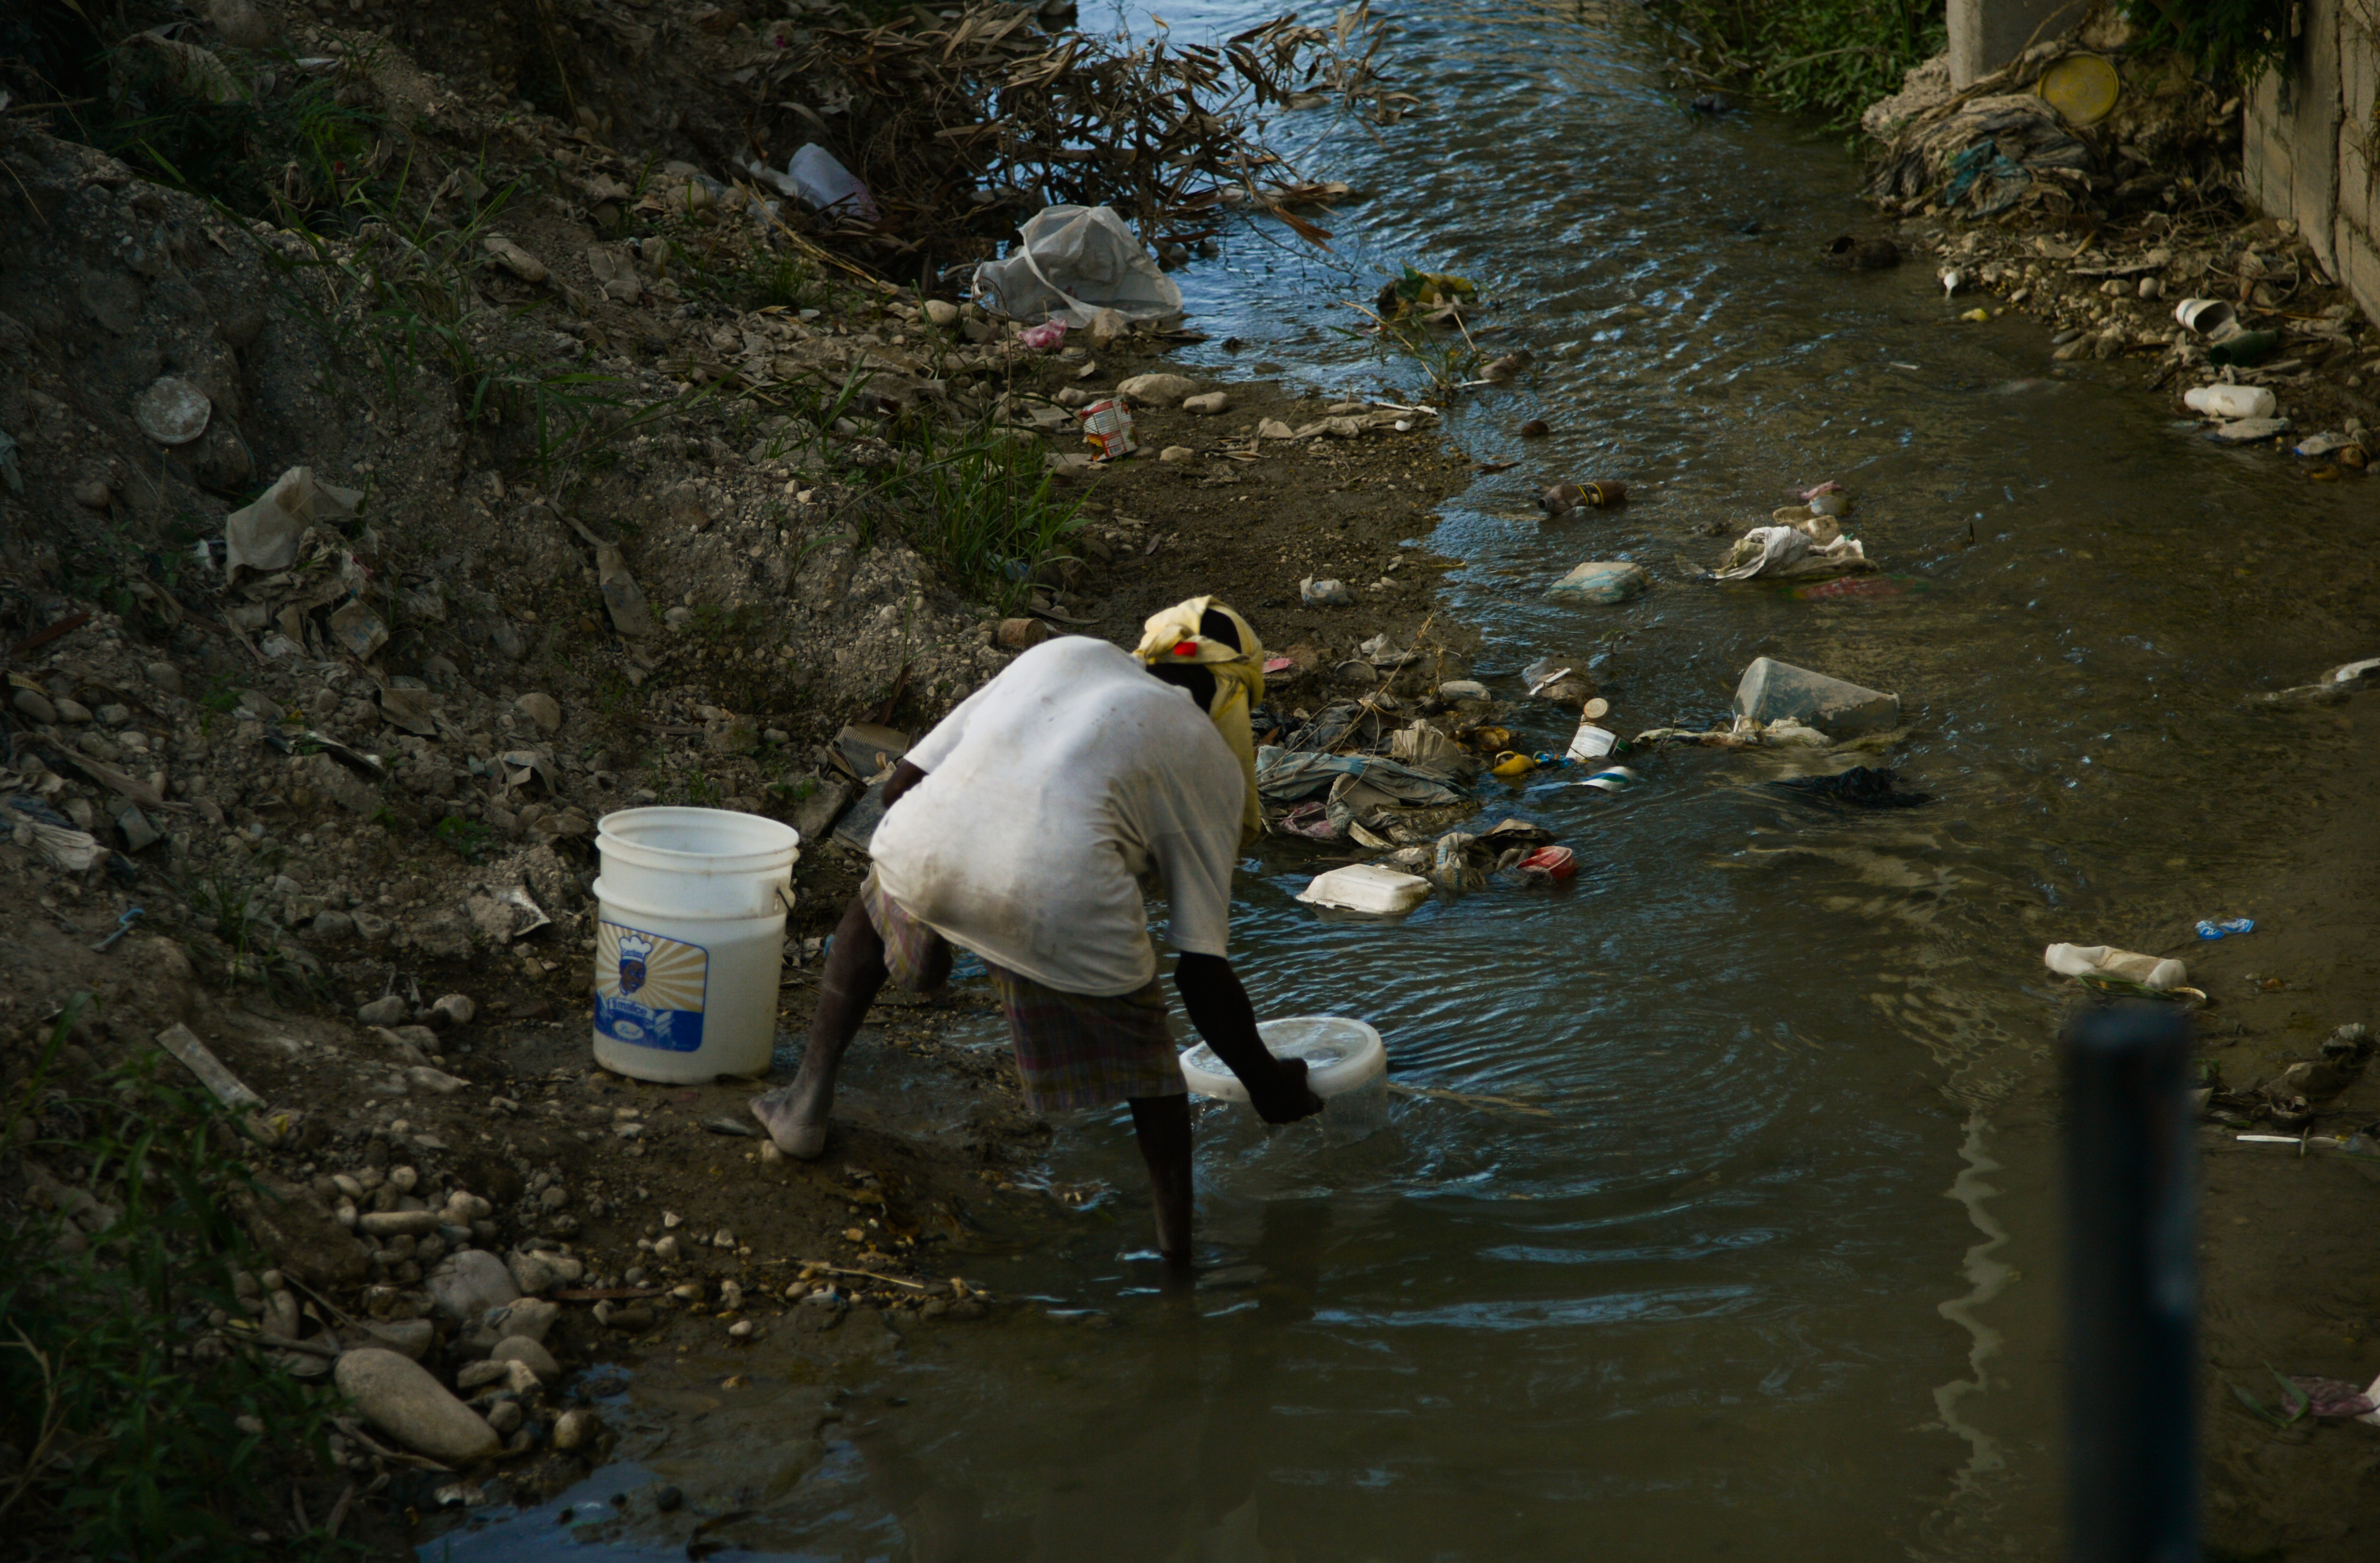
[[54, 697, 92, 724], [426, 1249, 521, 1321], [515, 693, 563, 733], [357, 1210, 442, 1238], [404, 1065, 469, 1094], [489, 1334, 560, 1381], [429, 994, 477, 1027], [507, 1248, 585, 1295], [551, 1408, 601, 1451], [922, 299, 959, 327], [144, 662, 182, 696], [1117, 371, 1199, 407], [1181, 391, 1231, 415], [728, 1319, 756, 1340], [712, 1227, 736, 1249], [335, 1348, 500, 1463], [357, 995, 407, 1026], [651, 1235, 681, 1263], [1159, 445, 1196, 463], [10, 688, 57, 724], [485, 1399, 524, 1435]]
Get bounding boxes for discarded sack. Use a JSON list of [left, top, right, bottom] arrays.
[[1867, 92, 2091, 217], [1254, 748, 1466, 809], [974, 205, 1184, 328], [1710, 523, 1872, 583]]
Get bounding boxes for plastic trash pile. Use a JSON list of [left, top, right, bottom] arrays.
[[1267, 629, 1602, 916]]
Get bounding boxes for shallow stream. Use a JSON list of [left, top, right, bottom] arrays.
[[436, 2, 2380, 1556]]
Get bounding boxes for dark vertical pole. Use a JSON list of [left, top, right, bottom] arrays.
[[2062, 1002, 2198, 1563]]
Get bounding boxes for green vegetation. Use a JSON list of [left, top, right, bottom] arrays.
[[1, 998, 352, 1562], [2117, 1, 2290, 87], [1657, 0, 1946, 130], [874, 419, 1085, 616]]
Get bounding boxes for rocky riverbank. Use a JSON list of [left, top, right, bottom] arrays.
[[0, 0, 1482, 1552]]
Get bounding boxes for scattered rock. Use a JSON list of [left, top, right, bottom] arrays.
[[551, 1408, 602, 1451], [484, 1297, 561, 1344], [483, 233, 549, 283], [1159, 445, 1196, 463], [489, 1334, 560, 1381], [1181, 390, 1231, 415], [427, 1249, 521, 1321], [357, 995, 406, 1026], [1300, 577, 1354, 607], [132, 376, 211, 446], [429, 994, 477, 1027], [335, 1348, 501, 1464], [11, 688, 57, 724], [1117, 372, 1198, 407], [144, 662, 182, 696], [923, 299, 959, 327], [506, 1248, 584, 1295], [1255, 418, 1296, 440], [515, 693, 562, 733], [235, 1176, 369, 1286]]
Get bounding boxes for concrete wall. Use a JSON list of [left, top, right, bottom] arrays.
[[1947, 0, 2093, 87], [2244, 0, 2380, 319]]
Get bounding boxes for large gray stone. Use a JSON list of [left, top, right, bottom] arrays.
[[334, 1348, 500, 1463], [1732, 657, 1901, 738], [426, 1248, 520, 1321], [489, 1334, 560, 1382]]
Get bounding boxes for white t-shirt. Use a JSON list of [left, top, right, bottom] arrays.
[[867, 636, 1244, 997]]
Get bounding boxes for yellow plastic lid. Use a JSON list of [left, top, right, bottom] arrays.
[[2038, 54, 2121, 127]]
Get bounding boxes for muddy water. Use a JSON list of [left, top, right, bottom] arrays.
[[437, 4, 2380, 1559]]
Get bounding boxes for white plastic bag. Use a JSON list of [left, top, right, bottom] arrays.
[[972, 205, 1184, 328], [738, 145, 877, 222]]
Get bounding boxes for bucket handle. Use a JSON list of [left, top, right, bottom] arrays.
[[776, 884, 796, 916]]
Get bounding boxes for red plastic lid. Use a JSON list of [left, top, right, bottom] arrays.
[[1519, 845, 1576, 880]]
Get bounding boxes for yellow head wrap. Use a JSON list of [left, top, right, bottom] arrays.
[[1134, 596, 1267, 847]]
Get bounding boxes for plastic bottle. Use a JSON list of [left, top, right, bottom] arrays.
[[2043, 943, 2187, 992], [2183, 384, 2276, 420]]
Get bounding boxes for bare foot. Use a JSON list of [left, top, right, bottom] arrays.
[[749, 1083, 829, 1158]]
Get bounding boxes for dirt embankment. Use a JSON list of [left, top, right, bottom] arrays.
[[0, 0, 1478, 1546]]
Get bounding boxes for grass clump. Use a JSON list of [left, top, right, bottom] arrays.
[[1, 998, 353, 1562], [876, 421, 1084, 615]]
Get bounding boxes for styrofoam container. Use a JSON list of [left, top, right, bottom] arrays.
[[592, 808, 799, 1082], [1180, 1016, 1390, 1144], [1296, 862, 1429, 916]]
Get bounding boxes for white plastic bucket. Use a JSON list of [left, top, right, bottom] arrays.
[[591, 808, 799, 1082], [1180, 1016, 1390, 1144]]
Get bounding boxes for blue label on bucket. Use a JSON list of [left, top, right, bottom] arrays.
[[594, 921, 707, 1052]]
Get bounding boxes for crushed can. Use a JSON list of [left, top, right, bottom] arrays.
[[1079, 398, 1137, 460]]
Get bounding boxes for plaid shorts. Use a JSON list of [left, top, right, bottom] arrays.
[[861, 868, 1184, 1113]]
